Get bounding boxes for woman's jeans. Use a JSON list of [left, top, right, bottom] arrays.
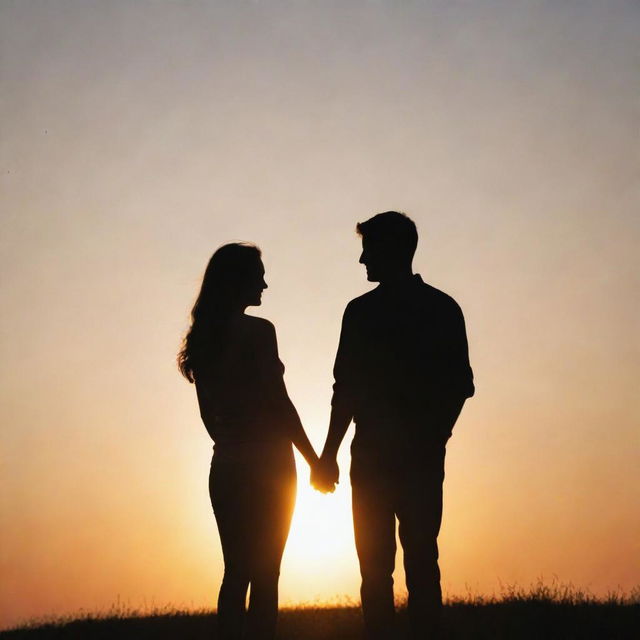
[[210, 444, 296, 640]]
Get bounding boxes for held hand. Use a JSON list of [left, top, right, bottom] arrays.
[[322, 455, 340, 485], [310, 461, 333, 493], [310, 456, 339, 494]]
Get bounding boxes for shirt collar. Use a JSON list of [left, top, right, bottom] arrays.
[[378, 273, 423, 291]]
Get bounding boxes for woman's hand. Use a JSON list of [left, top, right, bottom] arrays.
[[310, 456, 338, 494]]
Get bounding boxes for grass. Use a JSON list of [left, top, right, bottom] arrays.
[[2, 581, 639, 639]]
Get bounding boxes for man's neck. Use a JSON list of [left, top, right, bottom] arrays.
[[378, 270, 415, 286]]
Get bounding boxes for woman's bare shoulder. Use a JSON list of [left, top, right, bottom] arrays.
[[242, 314, 275, 330], [239, 314, 276, 342]]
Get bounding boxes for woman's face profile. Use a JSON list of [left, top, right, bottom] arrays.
[[243, 259, 268, 307]]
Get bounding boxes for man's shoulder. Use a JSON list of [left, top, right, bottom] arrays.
[[418, 279, 462, 312], [343, 278, 464, 317], [344, 287, 383, 314]]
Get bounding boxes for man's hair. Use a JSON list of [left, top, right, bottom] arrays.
[[356, 211, 418, 258]]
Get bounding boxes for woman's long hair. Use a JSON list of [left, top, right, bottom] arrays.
[[178, 243, 262, 383]]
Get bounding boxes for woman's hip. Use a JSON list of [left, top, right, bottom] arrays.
[[209, 444, 296, 507]]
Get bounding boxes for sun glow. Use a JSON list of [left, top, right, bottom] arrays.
[[280, 464, 360, 598], [286, 476, 354, 564]]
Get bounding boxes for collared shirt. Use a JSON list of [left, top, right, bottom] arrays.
[[332, 274, 474, 452]]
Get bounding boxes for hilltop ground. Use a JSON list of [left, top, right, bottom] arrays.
[[3, 584, 638, 639]]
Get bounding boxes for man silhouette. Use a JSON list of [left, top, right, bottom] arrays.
[[313, 211, 474, 639]]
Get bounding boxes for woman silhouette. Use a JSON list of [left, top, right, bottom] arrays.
[[178, 243, 318, 640]]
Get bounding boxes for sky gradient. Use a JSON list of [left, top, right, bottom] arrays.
[[1, 0, 639, 630]]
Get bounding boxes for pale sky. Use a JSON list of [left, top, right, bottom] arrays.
[[1, 0, 639, 630]]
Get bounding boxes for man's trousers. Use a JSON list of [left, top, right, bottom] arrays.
[[351, 442, 446, 640]]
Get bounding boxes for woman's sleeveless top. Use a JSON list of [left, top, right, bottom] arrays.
[[194, 320, 290, 448]]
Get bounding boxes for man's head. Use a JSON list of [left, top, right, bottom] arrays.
[[356, 211, 418, 282]]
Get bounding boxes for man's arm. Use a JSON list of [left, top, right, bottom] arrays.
[[312, 304, 356, 492], [434, 300, 473, 439], [432, 395, 466, 441], [313, 404, 352, 490], [449, 301, 474, 400]]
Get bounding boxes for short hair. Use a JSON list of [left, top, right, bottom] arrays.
[[356, 211, 418, 257]]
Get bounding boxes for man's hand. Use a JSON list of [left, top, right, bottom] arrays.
[[432, 396, 466, 441], [310, 456, 339, 494]]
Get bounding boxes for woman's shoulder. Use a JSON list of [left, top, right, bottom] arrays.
[[238, 314, 277, 342], [243, 314, 274, 327]]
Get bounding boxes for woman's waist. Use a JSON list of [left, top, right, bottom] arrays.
[[205, 410, 286, 437], [212, 438, 294, 465]]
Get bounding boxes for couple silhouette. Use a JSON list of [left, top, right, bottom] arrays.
[[178, 211, 474, 640]]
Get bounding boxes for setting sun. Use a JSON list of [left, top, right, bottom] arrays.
[[278, 449, 362, 604], [286, 471, 355, 568]]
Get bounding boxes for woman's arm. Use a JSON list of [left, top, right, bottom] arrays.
[[281, 391, 319, 467], [194, 371, 220, 442], [260, 320, 319, 467]]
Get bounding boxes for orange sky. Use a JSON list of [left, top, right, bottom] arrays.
[[1, 0, 639, 630]]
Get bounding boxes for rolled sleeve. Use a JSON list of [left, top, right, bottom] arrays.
[[331, 304, 357, 414]]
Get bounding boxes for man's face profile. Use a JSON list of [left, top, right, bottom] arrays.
[[359, 237, 398, 282], [359, 238, 380, 282]]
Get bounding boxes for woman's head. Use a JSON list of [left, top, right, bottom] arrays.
[[178, 243, 266, 382], [198, 243, 266, 312]]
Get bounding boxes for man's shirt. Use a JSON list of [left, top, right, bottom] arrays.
[[331, 274, 474, 453]]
